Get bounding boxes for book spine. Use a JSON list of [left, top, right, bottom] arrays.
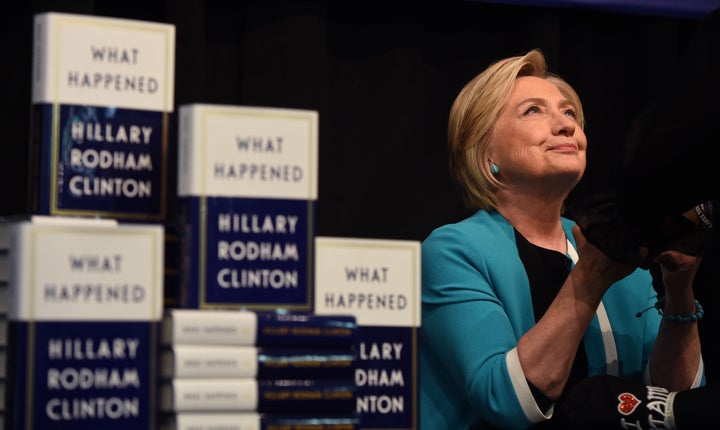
[[0, 320, 6, 346], [162, 345, 356, 380], [0, 252, 7, 282], [0, 378, 5, 411], [163, 222, 182, 308], [161, 412, 360, 430], [0, 345, 6, 378], [160, 379, 357, 413], [163, 309, 358, 347]]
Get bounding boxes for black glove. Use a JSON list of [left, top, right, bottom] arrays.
[[566, 194, 714, 269], [554, 374, 676, 430]]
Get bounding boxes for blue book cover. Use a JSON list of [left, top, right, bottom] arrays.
[[5, 216, 164, 430], [176, 104, 318, 311], [314, 237, 422, 430], [178, 196, 314, 309], [29, 12, 175, 221]]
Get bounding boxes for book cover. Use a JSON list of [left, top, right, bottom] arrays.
[[314, 237, 421, 430], [160, 378, 357, 413], [162, 309, 358, 347], [30, 12, 175, 221], [161, 344, 356, 380], [5, 216, 164, 429], [176, 103, 318, 311], [160, 412, 360, 430]]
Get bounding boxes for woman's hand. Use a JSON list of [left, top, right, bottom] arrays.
[[655, 249, 702, 292], [571, 224, 637, 285]]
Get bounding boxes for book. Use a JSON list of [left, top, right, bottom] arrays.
[[161, 344, 357, 380], [314, 237, 422, 430], [162, 309, 358, 347], [160, 412, 360, 430], [0, 219, 8, 283], [160, 378, 357, 413], [4, 216, 164, 430], [163, 221, 182, 308], [176, 103, 318, 311], [29, 12, 175, 221], [0, 257, 6, 283]]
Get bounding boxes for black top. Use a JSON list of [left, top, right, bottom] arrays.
[[515, 229, 588, 423]]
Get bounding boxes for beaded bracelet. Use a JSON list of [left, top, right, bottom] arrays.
[[635, 297, 704, 323]]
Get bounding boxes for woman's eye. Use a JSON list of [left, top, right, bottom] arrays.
[[523, 106, 541, 115], [564, 108, 577, 118]]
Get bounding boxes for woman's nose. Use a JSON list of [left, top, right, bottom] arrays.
[[552, 111, 576, 135]]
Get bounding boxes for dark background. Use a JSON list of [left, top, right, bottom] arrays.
[[3, 0, 719, 379]]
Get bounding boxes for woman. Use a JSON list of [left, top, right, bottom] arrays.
[[419, 49, 705, 429]]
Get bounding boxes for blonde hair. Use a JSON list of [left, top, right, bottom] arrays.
[[447, 49, 585, 210]]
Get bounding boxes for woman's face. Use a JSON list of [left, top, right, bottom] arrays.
[[490, 76, 587, 192]]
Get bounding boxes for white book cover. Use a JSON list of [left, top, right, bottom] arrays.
[[177, 104, 318, 200], [314, 236, 421, 430], [32, 12, 174, 111], [31, 12, 175, 220], [5, 216, 164, 429], [176, 104, 318, 310]]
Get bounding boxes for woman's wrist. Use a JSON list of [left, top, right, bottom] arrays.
[[637, 297, 704, 323]]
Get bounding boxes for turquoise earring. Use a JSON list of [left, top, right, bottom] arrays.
[[490, 163, 500, 176]]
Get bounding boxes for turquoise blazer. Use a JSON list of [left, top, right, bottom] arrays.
[[419, 210, 704, 429]]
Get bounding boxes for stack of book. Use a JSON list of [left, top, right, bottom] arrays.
[[159, 308, 361, 429], [9, 11, 176, 430], [28, 11, 179, 309], [314, 236, 422, 430]]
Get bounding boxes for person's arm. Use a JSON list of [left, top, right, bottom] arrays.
[[557, 221, 705, 392], [518, 226, 634, 400], [647, 250, 704, 390], [420, 222, 543, 429], [554, 374, 717, 429], [420, 220, 628, 428]]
